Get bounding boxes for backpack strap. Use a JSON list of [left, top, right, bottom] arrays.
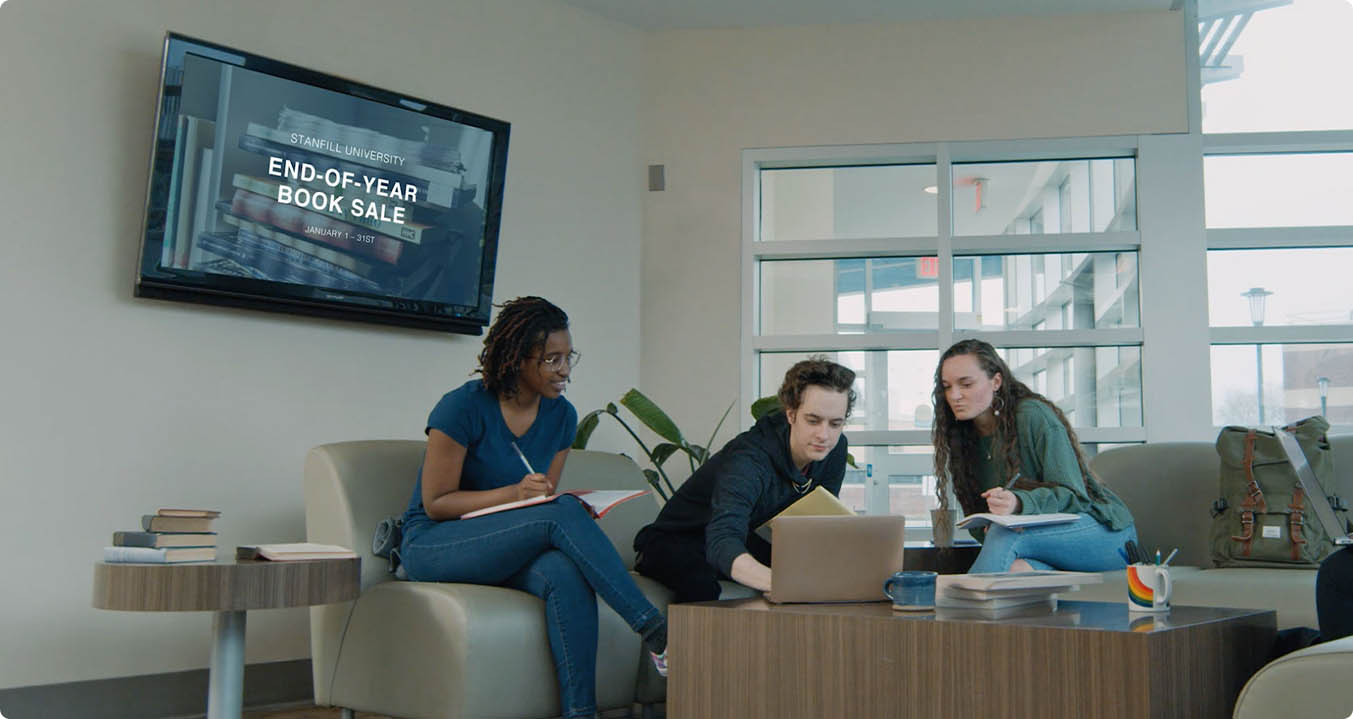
[[1287, 486, 1307, 561], [1231, 429, 1267, 555]]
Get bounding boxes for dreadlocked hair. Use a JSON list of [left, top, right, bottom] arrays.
[[476, 296, 569, 399], [930, 339, 1108, 525]]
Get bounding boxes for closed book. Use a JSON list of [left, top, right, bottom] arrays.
[[142, 515, 215, 533], [937, 570, 1102, 594], [103, 546, 217, 563], [113, 531, 217, 548], [155, 508, 221, 518], [236, 543, 357, 561]]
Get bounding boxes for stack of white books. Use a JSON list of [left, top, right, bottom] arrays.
[[935, 570, 1102, 618]]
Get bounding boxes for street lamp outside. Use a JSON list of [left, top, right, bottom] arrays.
[[1242, 287, 1273, 424]]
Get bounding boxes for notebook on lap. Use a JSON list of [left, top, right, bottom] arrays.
[[1276, 428, 1353, 546], [766, 515, 906, 603]]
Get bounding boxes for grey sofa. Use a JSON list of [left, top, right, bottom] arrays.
[[1077, 435, 1353, 718], [303, 441, 689, 719]]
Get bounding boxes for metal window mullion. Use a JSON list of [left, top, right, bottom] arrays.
[[754, 333, 940, 353], [742, 150, 760, 431], [937, 144, 955, 352], [1209, 325, 1353, 345], [951, 328, 1143, 348], [753, 237, 942, 260], [1202, 130, 1353, 154], [951, 231, 1141, 255], [1207, 227, 1353, 250]]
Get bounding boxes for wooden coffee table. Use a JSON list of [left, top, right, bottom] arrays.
[[668, 598, 1275, 719], [93, 558, 359, 719]]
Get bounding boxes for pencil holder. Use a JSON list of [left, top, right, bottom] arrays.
[[1127, 563, 1172, 613]]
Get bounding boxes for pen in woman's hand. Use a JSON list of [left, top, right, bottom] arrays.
[[1002, 471, 1022, 490], [510, 441, 536, 475]]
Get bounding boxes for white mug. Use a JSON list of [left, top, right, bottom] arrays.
[[1127, 563, 1172, 612]]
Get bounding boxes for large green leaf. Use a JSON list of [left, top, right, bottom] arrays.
[[641, 468, 670, 501], [573, 410, 603, 449], [620, 388, 685, 444], [650, 442, 682, 467], [701, 400, 734, 466], [749, 396, 781, 421], [687, 444, 709, 464]]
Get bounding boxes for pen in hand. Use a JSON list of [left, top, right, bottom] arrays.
[[1002, 471, 1022, 490], [510, 441, 536, 475]]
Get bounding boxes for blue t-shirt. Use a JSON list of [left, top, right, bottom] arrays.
[[403, 379, 577, 526]]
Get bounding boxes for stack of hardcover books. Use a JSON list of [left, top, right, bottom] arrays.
[[103, 509, 220, 564], [935, 570, 1102, 618]]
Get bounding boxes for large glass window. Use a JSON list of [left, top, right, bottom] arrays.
[[760, 258, 939, 334], [953, 252, 1140, 331], [1200, 0, 1353, 134], [1211, 343, 1352, 425], [1204, 153, 1353, 228], [951, 158, 1136, 236], [751, 149, 1144, 537], [759, 164, 937, 242], [1207, 249, 1353, 326]]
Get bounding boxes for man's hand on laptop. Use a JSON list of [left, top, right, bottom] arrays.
[[730, 553, 772, 592]]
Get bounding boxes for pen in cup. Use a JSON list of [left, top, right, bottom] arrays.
[[1162, 548, 1179, 566], [510, 441, 536, 475]]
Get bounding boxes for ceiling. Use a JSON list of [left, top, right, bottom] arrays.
[[555, 0, 1180, 31]]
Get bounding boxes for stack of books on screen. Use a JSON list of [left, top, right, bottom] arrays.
[[934, 570, 1103, 618], [103, 509, 220, 564]]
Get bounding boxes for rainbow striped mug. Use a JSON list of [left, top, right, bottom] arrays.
[[1127, 563, 1173, 613]]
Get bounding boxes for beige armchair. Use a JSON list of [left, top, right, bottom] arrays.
[[303, 441, 675, 718]]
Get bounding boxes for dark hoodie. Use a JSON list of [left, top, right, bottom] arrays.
[[634, 411, 848, 577]]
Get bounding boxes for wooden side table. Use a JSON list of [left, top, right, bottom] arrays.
[[92, 558, 360, 719]]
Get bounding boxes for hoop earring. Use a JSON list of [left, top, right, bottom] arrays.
[[992, 394, 1004, 417]]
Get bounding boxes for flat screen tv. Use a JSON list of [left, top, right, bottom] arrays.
[[136, 33, 509, 334]]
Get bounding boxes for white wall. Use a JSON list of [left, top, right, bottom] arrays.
[[638, 12, 1190, 446], [0, 0, 644, 688]]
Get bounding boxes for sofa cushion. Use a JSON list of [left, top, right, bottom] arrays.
[[328, 580, 644, 717], [1233, 635, 1353, 719]]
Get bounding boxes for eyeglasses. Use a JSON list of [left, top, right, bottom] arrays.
[[537, 351, 581, 370]]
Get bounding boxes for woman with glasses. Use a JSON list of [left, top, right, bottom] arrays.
[[399, 296, 670, 719], [932, 339, 1136, 574]]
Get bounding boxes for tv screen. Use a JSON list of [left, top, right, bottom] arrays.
[[136, 33, 509, 334]]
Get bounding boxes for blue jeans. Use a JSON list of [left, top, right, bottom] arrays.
[[968, 514, 1137, 573], [401, 496, 664, 719]]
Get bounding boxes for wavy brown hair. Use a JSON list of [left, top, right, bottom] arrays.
[[778, 355, 858, 416], [476, 296, 569, 399], [931, 339, 1106, 525]]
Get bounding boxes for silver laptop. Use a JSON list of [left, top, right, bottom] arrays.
[[1276, 429, 1353, 546], [767, 515, 906, 603]]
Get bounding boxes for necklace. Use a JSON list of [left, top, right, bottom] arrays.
[[791, 476, 812, 494]]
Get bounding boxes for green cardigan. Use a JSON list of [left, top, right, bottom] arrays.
[[973, 399, 1134, 531]]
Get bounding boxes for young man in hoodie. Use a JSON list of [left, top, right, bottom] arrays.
[[633, 357, 855, 602]]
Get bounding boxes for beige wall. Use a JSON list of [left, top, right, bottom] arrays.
[[638, 11, 1189, 446], [0, 0, 644, 688]]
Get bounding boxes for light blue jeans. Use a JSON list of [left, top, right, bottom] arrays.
[[968, 514, 1137, 574], [401, 495, 665, 719]]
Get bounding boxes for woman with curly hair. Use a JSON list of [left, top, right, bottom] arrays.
[[932, 339, 1137, 574], [399, 296, 669, 719]]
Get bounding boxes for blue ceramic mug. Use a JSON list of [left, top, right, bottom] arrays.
[[884, 570, 937, 610]]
